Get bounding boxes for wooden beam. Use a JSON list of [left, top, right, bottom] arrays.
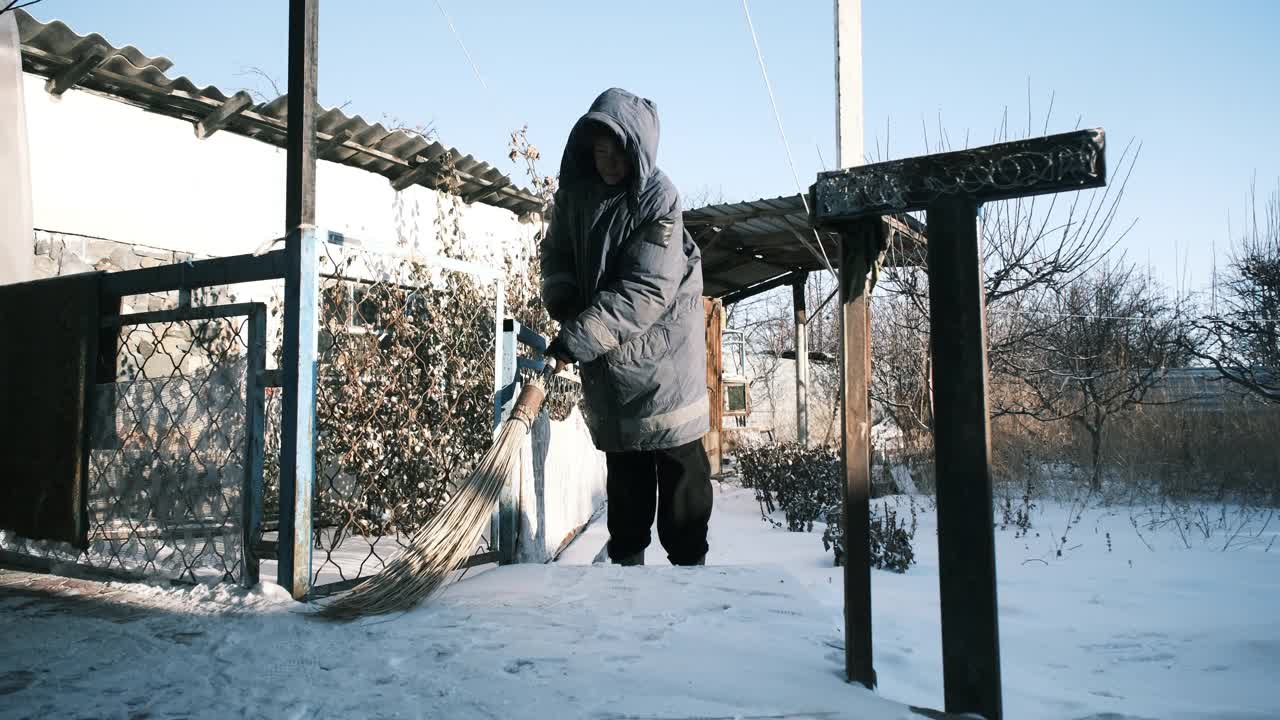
[[195, 91, 253, 139], [463, 174, 512, 204], [925, 198, 1002, 720], [718, 270, 799, 306], [44, 47, 107, 97], [840, 219, 877, 690], [815, 128, 1106, 224], [318, 127, 354, 159], [391, 157, 445, 192]]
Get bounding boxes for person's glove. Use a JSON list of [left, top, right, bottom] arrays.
[[545, 336, 575, 371]]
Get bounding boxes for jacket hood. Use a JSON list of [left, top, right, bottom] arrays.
[[559, 88, 660, 193]]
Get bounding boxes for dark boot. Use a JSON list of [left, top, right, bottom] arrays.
[[615, 550, 645, 566], [671, 553, 705, 567]]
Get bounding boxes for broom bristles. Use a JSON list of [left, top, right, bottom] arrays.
[[314, 410, 534, 620]]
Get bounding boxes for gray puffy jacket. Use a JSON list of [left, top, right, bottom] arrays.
[[540, 88, 709, 453]]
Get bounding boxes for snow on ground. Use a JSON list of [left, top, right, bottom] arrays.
[[560, 483, 1280, 719], [2, 480, 1278, 719]]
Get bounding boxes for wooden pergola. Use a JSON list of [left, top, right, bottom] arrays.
[[696, 130, 1107, 720]]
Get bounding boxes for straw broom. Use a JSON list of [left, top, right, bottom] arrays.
[[315, 369, 554, 620]]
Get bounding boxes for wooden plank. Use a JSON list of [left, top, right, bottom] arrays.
[[840, 219, 877, 689], [44, 46, 107, 97], [462, 174, 512, 205], [815, 128, 1106, 224], [719, 271, 802, 306], [318, 127, 353, 159], [195, 91, 253, 139], [703, 298, 724, 475], [391, 157, 446, 192], [925, 198, 1002, 720]]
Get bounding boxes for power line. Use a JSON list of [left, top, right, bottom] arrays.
[[740, 0, 835, 278], [433, 0, 488, 91]]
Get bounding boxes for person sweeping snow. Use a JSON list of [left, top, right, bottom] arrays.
[[542, 88, 713, 567]]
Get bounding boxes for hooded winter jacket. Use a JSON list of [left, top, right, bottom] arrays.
[[540, 88, 709, 453]]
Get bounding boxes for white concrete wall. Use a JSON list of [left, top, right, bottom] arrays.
[[21, 72, 607, 561], [514, 409, 608, 564], [0, 15, 33, 285]]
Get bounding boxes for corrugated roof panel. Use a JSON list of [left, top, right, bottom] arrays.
[[15, 9, 543, 216]]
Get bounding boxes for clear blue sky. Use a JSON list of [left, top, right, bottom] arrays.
[[32, 0, 1280, 292]]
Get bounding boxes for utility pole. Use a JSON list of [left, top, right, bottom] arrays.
[[836, 0, 864, 168]]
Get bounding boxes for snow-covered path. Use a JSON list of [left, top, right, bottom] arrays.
[[2, 481, 1278, 719]]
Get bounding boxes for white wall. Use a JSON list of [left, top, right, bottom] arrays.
[[0, 15, 32, 285], [22, 72, 607, 561], [23, 72, 530, 264]]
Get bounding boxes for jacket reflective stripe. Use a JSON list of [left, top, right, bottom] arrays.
[[620, 395, 710, 435]]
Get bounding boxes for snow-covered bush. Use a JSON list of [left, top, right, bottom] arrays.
[[823, 497, 918, 573], [738, 442, 918, 571], [738, 443, 840, 532]]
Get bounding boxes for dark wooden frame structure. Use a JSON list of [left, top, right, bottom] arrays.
[[812, 128, 1107, 720]]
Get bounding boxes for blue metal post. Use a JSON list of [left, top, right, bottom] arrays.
[[494, 317, 520, 564], [278, 227, 317, 599]]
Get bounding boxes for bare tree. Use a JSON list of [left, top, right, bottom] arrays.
[[870, 99, 1140, 447], [997, 262, 1189, 491], [1189, 179, 1280, 402]]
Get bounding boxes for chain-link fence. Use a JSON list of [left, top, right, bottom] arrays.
[[3, 303, 267, 585], [2, 222, 563, 595], [258, 243, 502, 592]]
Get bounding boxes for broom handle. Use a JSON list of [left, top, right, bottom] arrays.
[[509, 365, 555, 426]]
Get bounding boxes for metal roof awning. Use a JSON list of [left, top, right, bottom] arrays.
[[14, 10, 543, 217], [684, 192, 926, 304]]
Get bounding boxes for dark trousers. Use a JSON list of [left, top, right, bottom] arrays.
[[605, 439, 713, 565]]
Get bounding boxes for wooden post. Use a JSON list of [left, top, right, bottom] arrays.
[[792, 274, 809, 445], [703, 298, 724, 475], [926, 198, 1001, 720], [278, 0, 319, 601], [840, 222, 877, 690]]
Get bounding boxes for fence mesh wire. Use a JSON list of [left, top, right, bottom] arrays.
[[260, 244, 500, 588], [3, 314, 252, 584]]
